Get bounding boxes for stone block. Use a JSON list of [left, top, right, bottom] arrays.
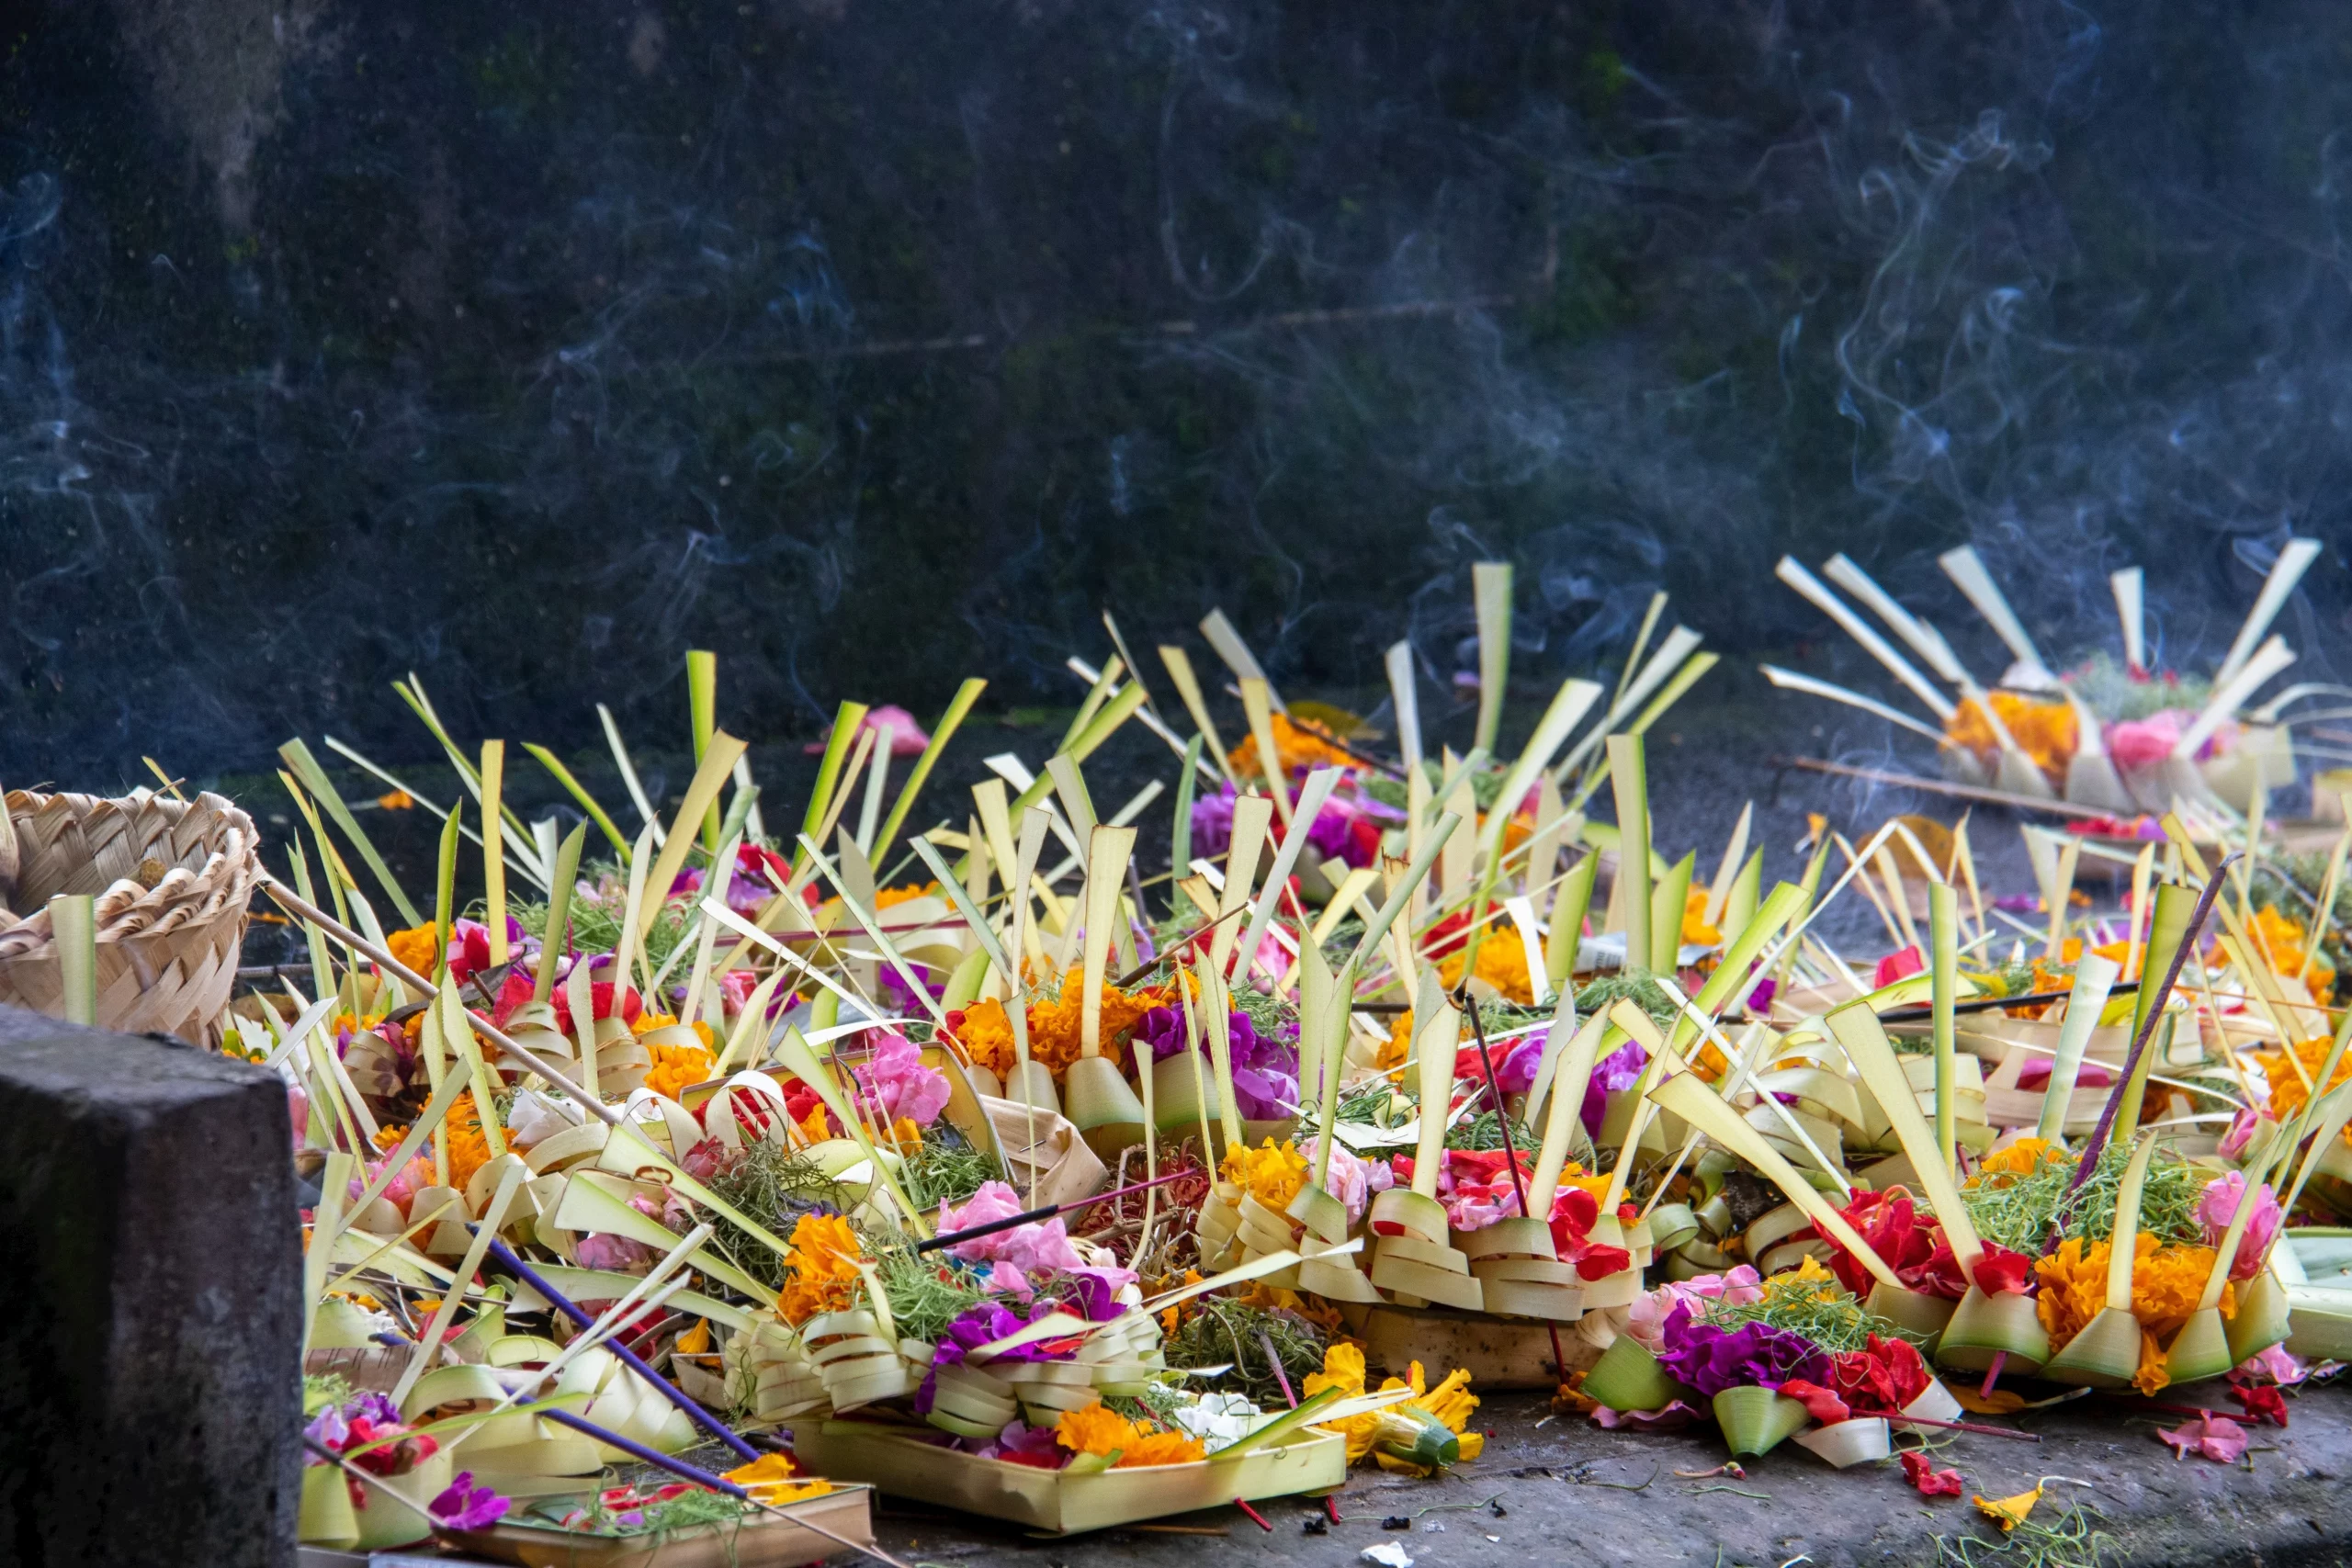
[[0, 1007, 300, 1567]]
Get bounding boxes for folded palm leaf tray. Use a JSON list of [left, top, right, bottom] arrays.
[[38, 557, 2352, 1555]]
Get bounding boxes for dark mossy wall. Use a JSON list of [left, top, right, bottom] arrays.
[[4, 0, 2348, 780]]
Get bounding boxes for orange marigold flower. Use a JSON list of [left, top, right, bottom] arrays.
[[1682, 888, 1722, 947], [2248, 903, 2335, 1005], [1227, 712, 1360, 783], [875, 881, 942, 911], [386, 923, 441, 978], [1944, 693, 2077, 789], [786, 1213, 865, 1282], [945, 998, 1018, 1082], [2255, 1036, 2352, 1127], [2035, 1233, 2231, 1350], [443, 1092, 493, 1193], [1115, 1430, 1207, 1467], [1976, 1138, 2067, 1180], [1056, 1402, 1142, 1457]]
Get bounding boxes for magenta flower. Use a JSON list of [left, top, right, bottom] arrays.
[[2195, 1171, 2281, 1280], [428, 1471, 510, 1531], [851, 1030, 952, 1127]]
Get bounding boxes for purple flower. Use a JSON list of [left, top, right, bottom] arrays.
[[915, 1301, 1069, 1415], [1581, 1039, 1648, 1141], [1652, 1303, 1832, 1397], [1192, 785, 1238, 858], [1136, 1006, 1187, 1062], [1135, 1007, 1301, 1119], [428, 1471, 510, 1531]]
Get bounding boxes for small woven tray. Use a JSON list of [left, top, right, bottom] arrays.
[[0, 786, 261, 1047]]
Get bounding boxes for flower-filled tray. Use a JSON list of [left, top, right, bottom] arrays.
[[792, 1420, 1345, 1535], [439, 1482, 873, 1568]]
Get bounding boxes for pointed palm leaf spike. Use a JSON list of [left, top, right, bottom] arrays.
[[2036, 953, 2120, 1145], [799, 701, 867, 852], [1239, 678, 1294, 826], [1824, 553, 1970, 685], [1938, 544, 2052, 685], [1385, 640, 1423, 771], [1545, 851, 1600, 990], [1703, 803, 1754, 927], [1929, 882, 1960, 1173], [875, 677, 987, 863], [639, 733, 749, 939], [1778, 558, 1959, 720], [1760, 666, 1951, 744], [1344, 812, 1461, 974], [1199, 608, 1283, 711], [1078, 826, 1137, 1055], [2110, 567, 2146, 671], [1826, 1001, 1984, 1279], [1607, 733, 1652, 974], [1472, 561, 1514, 755], [1409, 974, 1459, 1200], [1212, 795, 1276, 978], [1523, 1015, 1593, 1219], [1554, 626, 1704, 783], [2073, 875, 2217, 1172], [2104, 1133, 2161, 1312], [1159, 645, 1239, 788], [1231, 768, 1339, 992], [686, 649, 722, 851], [2176, 636, 2298, 761], [2216, 537, 2323, 687]]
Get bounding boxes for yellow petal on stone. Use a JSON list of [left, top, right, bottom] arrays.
[[1973, 1486, 2043, 1532]]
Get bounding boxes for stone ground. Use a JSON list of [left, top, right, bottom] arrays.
[[852, 1389, 2352, 1568]]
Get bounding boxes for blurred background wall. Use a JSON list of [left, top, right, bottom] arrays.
[[5, 0, 2348, 780]]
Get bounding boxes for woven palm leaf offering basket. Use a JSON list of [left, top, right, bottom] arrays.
[[1770, 539, 2321, 815], [0, 785, 261, 1046]]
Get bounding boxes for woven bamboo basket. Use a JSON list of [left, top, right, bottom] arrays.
[[0, 787, 262, 1047]]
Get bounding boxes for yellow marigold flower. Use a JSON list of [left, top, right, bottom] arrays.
[[1370, 1361, 1486, 1474], [723, 1450, 831, 1504], [1681, 888, 1721, 947], [1438, 935, 1533, 1005], [1219, 1137, 1309, 1210], [386, 923, 441, 977], [1305, 1344, 1382, 1463], [1973, 1485, 2043, 1532], [2133, 1330, 2170, 1396], [946, 997, 1017, 1081], [875, 881, 942, 911], [642, 1040, 716, 1101], [1378, 1010, 1413, 1074], [786, 1213, 865, 1282]]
